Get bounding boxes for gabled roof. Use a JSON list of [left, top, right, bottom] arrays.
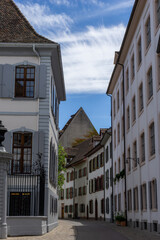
[[59, 107, 86, 138], [0, 0, 56, 44]]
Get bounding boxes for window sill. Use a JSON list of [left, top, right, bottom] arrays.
[[139, 108, 144, 118], [133, 166, 138, 172], [155, 23, 160, 36], [151, 209, 158, 212], [145, 42, 151, 56], [147, 95, 153, 106], [149, 154, 156, 161], [137, 61, 142, 72], [140, 161, 145, 167], [132, 119, 136, 127], [12, 97, 37, 101]]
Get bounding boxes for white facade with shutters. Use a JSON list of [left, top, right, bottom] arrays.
[[107, 0, 160, 233], [0, 45, 65, 235]]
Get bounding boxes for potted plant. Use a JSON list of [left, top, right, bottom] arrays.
[[115, 213, 126, 226]]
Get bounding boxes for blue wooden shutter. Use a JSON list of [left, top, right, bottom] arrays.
[[2, 64, 14, 98], [35, 65, 47, 99]]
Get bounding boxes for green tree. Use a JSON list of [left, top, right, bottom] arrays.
[[58, 145, 67, 189]]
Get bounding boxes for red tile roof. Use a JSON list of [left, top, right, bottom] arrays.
[[0, 0, 55, 44]]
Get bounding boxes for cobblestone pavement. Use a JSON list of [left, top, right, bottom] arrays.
[[8, 220, 77, 240], [8, 220, 160, 240]]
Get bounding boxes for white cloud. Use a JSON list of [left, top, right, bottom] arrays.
[[49, 24, 126, 93], [16, 2, 73, 33], [49, 0, 70, 6]]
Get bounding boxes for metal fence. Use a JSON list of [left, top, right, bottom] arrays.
[[7, 174, 45, 216]]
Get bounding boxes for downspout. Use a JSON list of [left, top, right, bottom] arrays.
[[33, 44, 40, 64], [107, 94, 114, 223]]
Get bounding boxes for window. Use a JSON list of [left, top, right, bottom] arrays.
[[101, 198, 104, 214], [110, 142, 112, 158], [126, 68, 129, 93], [114, 195, 117, 212], [110, 167, 113, 187], [114, 162, 116, 177], [127, 147, 131, 172], [12, 132, 32, 174], [128, 189, 132, 211], [69, 187, 73, 199], [106, 198, 109, 214], [79, 169, 82, 178], [69, 205, 73, 213], [149, 122, 155, 156], [51, 77, 59, 127], [131, 54, 135, 80], [139, 83, 143, 113], [117, 123, 120, 143], [80, 204, 85, 213], [133, 187, 139, 211], [106, 170, 109, 189], [137, 37, 142, 66], [146, 17, 151, 48], [83, 186, 87, 195], [132, 95, 136, 123], [15, 66, 35, 98], [83, 167, 87, 177], [118, 158, 120, 173], [147, 67, 153, 100], [89, 200, 93, 214], [156, 0, 160, 27], [78, 187, 82, 196], [141, 183, 147, 210], [117, 90, 119, 111], [67, 172, 69, 182], [140, 132, 145, 163], [65, 205, 68, 213], [149, 179, 158, 210], [106, 146, 109, 163], [121, 80, 124, 102], [127, 106, 130, 130], [133, 141, 137, 168]]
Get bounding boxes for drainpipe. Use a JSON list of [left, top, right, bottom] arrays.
[[33, 44, 40, 64], [116, 62, 127, 226], [107, 94, 114, 223]]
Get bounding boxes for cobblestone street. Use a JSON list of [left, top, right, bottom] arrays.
[[8, 220, 160, 240]]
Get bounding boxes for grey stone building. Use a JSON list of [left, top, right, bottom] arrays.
[[0, 0, 65, 236]]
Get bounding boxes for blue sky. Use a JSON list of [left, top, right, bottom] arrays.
[[15, 0, 134, 132]]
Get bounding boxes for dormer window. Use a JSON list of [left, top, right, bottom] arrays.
[[15, 66, 35, 98]]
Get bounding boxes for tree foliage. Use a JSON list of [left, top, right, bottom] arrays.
[[58, 144, 67, 189]]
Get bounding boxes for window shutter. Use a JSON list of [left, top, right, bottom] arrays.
[[154, 179, 158, 209], [35, 65, 47, 99], [2, 64, 14, 98], [3, 131, 12, 153], [32, 131, 45, 169], [39, 65, 47, 98]]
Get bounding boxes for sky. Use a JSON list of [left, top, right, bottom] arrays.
[[15, 0, 134, 132]]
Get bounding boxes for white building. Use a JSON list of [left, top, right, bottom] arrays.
[[107, 0, 160, 233], [0, 0, 65, 236], [58, 129, 112, 222]]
